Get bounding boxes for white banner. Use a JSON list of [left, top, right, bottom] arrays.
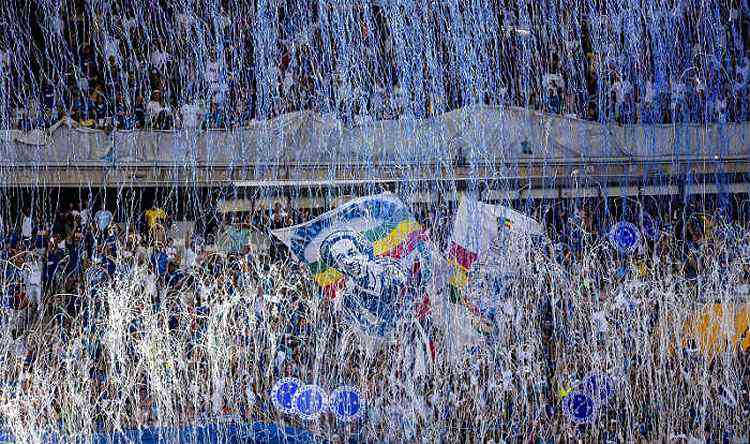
[[3, 106, 747, 165]]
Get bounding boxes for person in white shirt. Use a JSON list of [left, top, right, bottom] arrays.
[[0, 49, 9, 71], [79, 203, 91, 227], [146, 90, 164, 117], [205, 60, 220, 85], [77, 76, 90, 93], [166, 238, 177, 261], [14, 339, 28, 361], [182, 244, 198, 270], [21, 208, 33, 239], [49, 15, 63, 35], [612, 79, 633, 105], [104, 37, 121, 62], [136, 243, 149, 264], [542, 73, 565, 92], [147, 90, 173, 129], [144, 269, 158, 300], [640, 81, 658, 117], [671, 81, 687, 109], [25, 256, 43, 313], [180, 101, 202, 129], [123, 17, 138, 33], [150, 49, 170, 71]]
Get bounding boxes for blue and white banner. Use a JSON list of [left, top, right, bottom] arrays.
[[272, 193, 433, 337]]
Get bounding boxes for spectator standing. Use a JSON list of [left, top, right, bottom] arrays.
[[74, 91, 96, 127], [145, 202, 167, 240], [542, 73, 565, 114], [147, 90, 173, 129], [270, 201, 287, 224], [134, 95, 146, 129], [269, 202, 289, 261], [146, 89, 163, 117], [180, 100, 202, 130], [150, 47, 170, 73], [79, 202, 91, 229], [284, 198, 300, 225], [240, 86, 256, 124], [25, 253, 43, 313], [182, 238, 199, 271], [93, 93, 110, 129], [231, 101, 247, 128], [112, 94, 135, 130], [205, 101, 227, 129], [76, 73, 90, 96], [21, 208, 33, 239], [41, 83, 58, 120], [612, 77, 634, 122], [639, 80, 659, 123], [103, 36, 121, 64]]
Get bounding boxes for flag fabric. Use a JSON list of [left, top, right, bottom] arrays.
[[446, 194, 545, 335], [679, 303, 750, 357], [271, 193, 432, 337]]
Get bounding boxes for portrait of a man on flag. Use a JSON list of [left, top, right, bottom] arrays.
[[319, 229, 410, 336], [272, 192, 433, 337]]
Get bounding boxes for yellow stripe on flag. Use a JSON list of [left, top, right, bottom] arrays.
[[448, 267, 468, 288], [311, 219, 420, 289], [372, 220, 422, 255], [313, 268, 344, 287], [447, 257, 470, 274]]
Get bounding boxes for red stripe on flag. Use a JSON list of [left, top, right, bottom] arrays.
[[380, 229, 430, 260], [410, 258, 422, 287], [448, 241, 478, 270], [322, 277, 345, 300], [415, 293, 431, 320]]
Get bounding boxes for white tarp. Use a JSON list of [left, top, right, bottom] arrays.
[[1, 106, 748, 166]]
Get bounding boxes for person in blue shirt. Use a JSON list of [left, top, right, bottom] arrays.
[[112, 93, 129, 129], [151, 247, 170, 276], [74, 93, 95, 124], [133, 95, 146, 128], [93, 93, 109, 128], [43, 238, 65, 294], [31, 225, 49, 252], [65, 232, 85, 276], [165, 260, 184, 290], [101, 249, 116, 277], [684, 218, 704, 280], [2, 257, 26, 310], [42, 83, 56, 111], [205, 101, 227, 129]]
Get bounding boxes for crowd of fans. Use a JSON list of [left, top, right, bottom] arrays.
[[2, 1, 749, 132], [0, 193, 749, 441], [1, 0, 749, 441]]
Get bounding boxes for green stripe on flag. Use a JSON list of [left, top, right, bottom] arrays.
[[449, 285, 463, 303], [305, 213, 414, 275]]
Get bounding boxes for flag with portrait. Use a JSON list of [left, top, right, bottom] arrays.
[[271, 193, 433, 337]]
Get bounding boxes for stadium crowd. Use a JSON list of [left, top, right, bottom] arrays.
[[2, 1, 749, 132], [0, 194, 749, 442], [1, 0, 749, 442]]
